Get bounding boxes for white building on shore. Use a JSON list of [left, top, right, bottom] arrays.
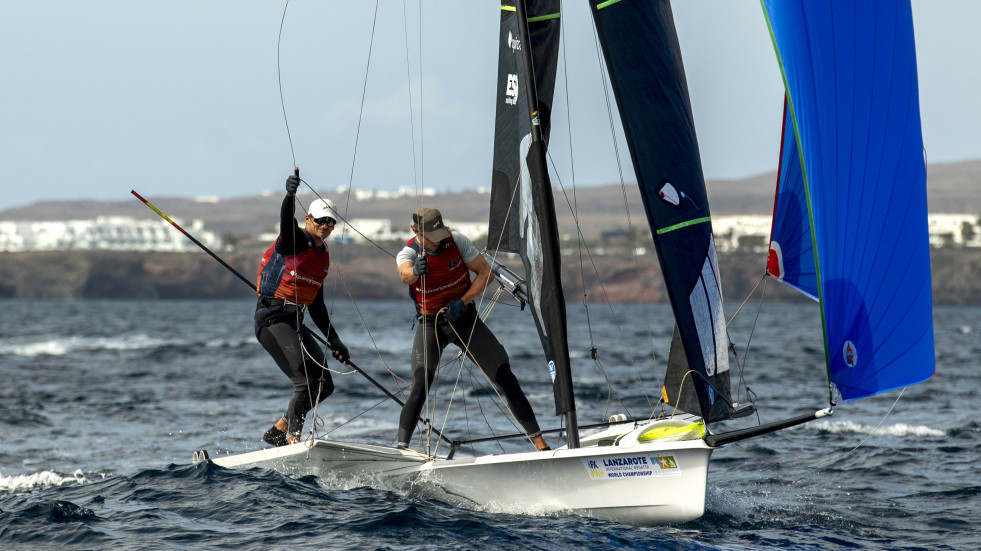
[[0, 217, 221, 252], [1, 213, 977, 252], [712, 214, 981, 252]]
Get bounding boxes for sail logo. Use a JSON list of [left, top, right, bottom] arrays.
[[548, 360, 556, 383], [843, 340, 858, 367], [767, 241, 785, 280], [505, 74, 519, 105], [507, 31, 521, 51], [657, 181, 682, 207]]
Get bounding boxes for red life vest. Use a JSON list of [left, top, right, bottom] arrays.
[[256, 235, 330, 306], [408, 236, 470, 315]]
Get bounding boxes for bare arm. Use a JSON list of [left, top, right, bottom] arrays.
[[460, 253, 494, 306], [397, 260, 418, 284]]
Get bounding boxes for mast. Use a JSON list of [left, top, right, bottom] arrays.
[[486, 0, 576, 447], [514, 0, 578, 447]]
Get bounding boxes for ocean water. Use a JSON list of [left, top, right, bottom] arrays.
[[0, 298, 977, 550]]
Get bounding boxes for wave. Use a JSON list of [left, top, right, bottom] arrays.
[[0, 334, 254, 357], [800, 420, 945, 438], [0, 469, 88, 493]]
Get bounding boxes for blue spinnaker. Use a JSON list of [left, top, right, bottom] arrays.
[[762, 0, 935, 401], [768, 99, 817, 300]]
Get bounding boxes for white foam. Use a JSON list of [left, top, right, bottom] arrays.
[[204, 337, 254, 348], [0, 469, 87, 493], [0, 334, 169, 357], [803, 420, 945, 438]]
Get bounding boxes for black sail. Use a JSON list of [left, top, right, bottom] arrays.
[[486, 1, 575, 417], [589, 0, 733, 421]]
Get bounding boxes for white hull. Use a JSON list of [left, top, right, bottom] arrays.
[[205, 418, 712, 526]]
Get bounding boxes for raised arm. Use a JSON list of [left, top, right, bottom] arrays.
[[274, 176, 310, 255]]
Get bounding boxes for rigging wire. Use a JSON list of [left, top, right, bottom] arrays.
[[275, 0, 320, 444], [809, 388, 906, 469], [548, 162, 636, 418], [320, 264, 409, 391], [443, 313, 534, 449], [277, 0, 297, 168], [342, 1, 381, 209], [554, 0, 609, 416], [725, 271, 769, 411], [407, 2, 436, 452], [588, 12, 663, 412], [401, 0, 420, 194], [414, 0, 425, 200], [527, 12, 660, 419], [274, 0, 408, 443], [402, 5, 530, 453]]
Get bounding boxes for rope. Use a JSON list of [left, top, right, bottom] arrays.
[[727, 271, 770, 327], [730, 273, 768, 409], [810, 389, 907, 469], [269, 2, 529, 451], [331, 262, 409, 392], [669, 370, 697, 419], [443, 311, 534, 447]]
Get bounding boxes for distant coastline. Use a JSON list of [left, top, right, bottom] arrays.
[[1, 247, 977, 305], [2, 159, 978, 304]]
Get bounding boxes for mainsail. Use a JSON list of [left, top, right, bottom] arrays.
[[486, 1, 576, 419], [588, 0, 733, 422], [762, 0, 935, 401]]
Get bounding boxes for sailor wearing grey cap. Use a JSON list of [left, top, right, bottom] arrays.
[[254, 172, 350, 448], [394, 207, 549, 452]]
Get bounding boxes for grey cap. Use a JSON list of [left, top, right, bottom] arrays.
[[412, 207, 451, 241]]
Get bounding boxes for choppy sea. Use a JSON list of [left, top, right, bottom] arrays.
[[0, 298, 977, 550]]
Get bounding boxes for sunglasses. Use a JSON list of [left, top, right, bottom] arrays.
[[312, 217, 336, 228]]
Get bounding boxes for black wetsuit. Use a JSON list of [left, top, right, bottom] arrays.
[[254, 194, 339, 439], [397, 295, 542, 447]]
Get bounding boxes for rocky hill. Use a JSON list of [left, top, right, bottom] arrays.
[[1, 160, 978, 242], [1, 159, 978, 304], [1, 246, 977, 305]]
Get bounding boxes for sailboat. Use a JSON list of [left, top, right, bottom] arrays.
[[197, 0, 935, 526]]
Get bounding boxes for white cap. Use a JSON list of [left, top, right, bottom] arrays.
[[307, 198, 336, 220]]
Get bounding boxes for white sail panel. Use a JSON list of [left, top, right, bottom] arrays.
[[688, 238, 729, 378]]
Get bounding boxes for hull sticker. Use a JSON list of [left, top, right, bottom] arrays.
[[581, 454, 681, 480]]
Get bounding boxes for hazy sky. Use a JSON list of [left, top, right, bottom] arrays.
[[1, 1, 978, 211]]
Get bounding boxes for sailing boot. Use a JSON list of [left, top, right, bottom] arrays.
[[263, 419, 289, 447]]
